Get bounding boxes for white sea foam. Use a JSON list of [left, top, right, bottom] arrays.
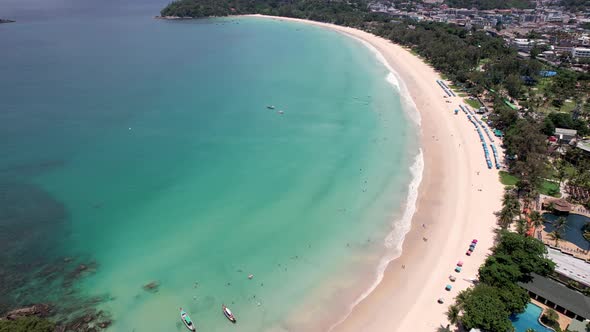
[[327, 30, 425, 332], [348, 34, 421, 126], [327, 149, 424, 331]]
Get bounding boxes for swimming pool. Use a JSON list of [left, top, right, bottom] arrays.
[[510, 303, 554, 332], [543, 213, 590, 250]]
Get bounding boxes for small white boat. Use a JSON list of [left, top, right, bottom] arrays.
[[180, 307, 196, 331], [222, 304, 236, 323], [266, 105, 275, 110]]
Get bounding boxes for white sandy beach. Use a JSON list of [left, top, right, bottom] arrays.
[[246, 14, 505, 332]]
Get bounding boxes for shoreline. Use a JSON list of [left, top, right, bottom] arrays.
[[244, 14, 504, 331]]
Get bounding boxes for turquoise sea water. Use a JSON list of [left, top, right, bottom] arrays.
[[1, 7, 417, 331]]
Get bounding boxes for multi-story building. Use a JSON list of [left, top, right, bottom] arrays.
[[572, 47, 590, 58], [513, 38, 534, 51]]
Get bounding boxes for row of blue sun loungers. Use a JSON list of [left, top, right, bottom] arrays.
[[436, 80, 456, 97], [490, 144, 502, 169], [461, 105, 502, 169], [461, 105, 493, 169], [481, 123, 494, 143], [461, 106, 499, 145]]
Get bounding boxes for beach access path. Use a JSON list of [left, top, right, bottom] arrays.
[[247, 15, 504, 332]]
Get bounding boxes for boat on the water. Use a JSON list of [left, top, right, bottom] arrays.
[[222, 304, 236, 323], [180, 307, 196, 331], [266, 105, 275, 109]]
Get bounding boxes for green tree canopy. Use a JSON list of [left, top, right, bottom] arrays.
[[490, 231, 555, 281], [454, 232, 554, 331], [542, 112, 589, 137], [459, 285, 515, 332], [504, 118, 548, 194], [0, 317, 55, 332]]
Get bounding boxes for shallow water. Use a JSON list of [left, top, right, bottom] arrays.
[[1, 5, 417, 331]]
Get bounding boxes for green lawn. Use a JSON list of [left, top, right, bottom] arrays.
[[529, 77, 583, 114], [537, 102, 576, 114], [547, 162, 577, 182], [499, 171, 518, 186], [499, 171, 561, 197], [539, 180, 561, 197], [450, 86, 463, 93], [465, 98, 483, 109], [536, 77, 552, 93], [561, 100, 577, 113]]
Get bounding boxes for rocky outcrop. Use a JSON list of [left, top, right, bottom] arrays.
[[2, 303, 52, 320], [53, 309, 112, 331], [142, 280, 160, 293]]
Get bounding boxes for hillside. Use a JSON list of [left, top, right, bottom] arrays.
[[160, 0, 370, 25]]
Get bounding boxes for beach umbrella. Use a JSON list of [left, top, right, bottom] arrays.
[[438, 297, 445, 304], [465, 250, 472, 256], [455, 266, 462, 272], [445, 284, 452, 291], [457, 261, 463, 267], [449, 275, 456, 282], [472, 239, 478, 243]]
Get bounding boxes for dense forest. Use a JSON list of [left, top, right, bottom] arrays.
[[443, 0, 534, 9], [0, 317, 55, 332], [160, 0, 369, 25]]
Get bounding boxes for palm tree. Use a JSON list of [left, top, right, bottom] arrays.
[[436, 325, 452, 332], [499, 191, 521, 229], [499, 208, 515, 229], [524, 188, 539, 209], [446, 304, 460, 326], [529, 210, 545, 235], [553, 216, 568, 233], [516, 218, 528, 235], [503, 191, 521, 214], [546, 202, 556, 213], [548, 229, 563, 246]]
